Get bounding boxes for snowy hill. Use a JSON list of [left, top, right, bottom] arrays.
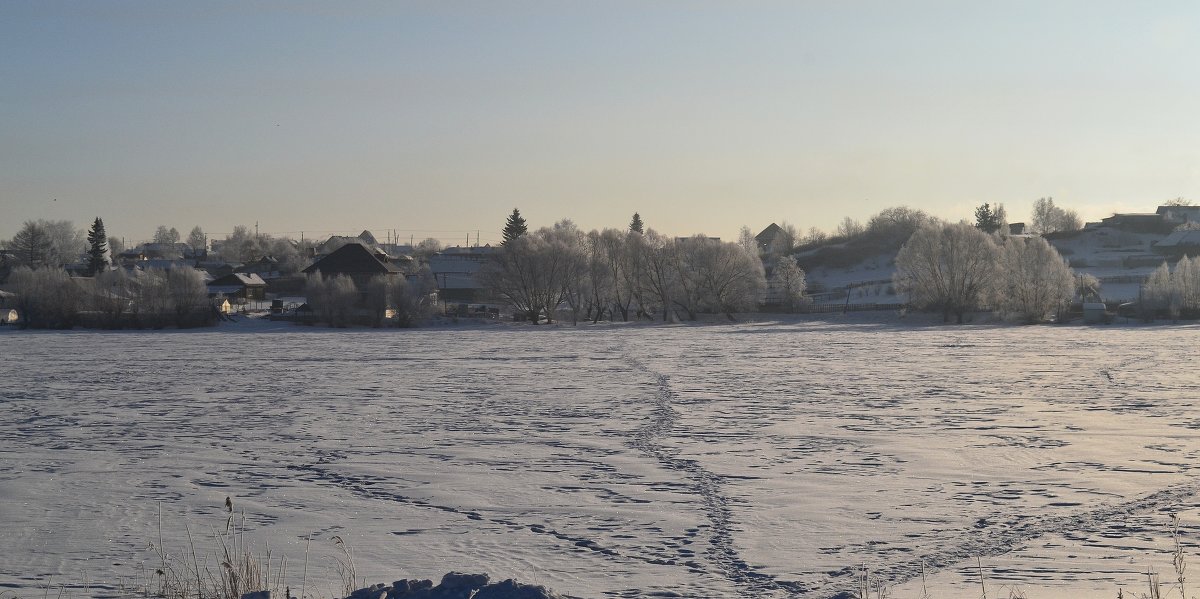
[[792, 225, 1185, 305]]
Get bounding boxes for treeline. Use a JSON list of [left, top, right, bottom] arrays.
[[481, 219, 773, 324], [1143, 257, 1200, 319], [894, 222, 1077, 324], [8, 265, 214, 329], [303, 272, 434, 328], [492, 203, 1089, 325]]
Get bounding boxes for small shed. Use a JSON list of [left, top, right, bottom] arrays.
[[1083, 302, 1108, 324]]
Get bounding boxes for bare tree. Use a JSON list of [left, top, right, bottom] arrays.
[[366, 275, 405, 327], [584, 230, 616, 322], [635, 230, 680, 322], [305, 272, 359, 326], [1030, 197, 1082, 235], [771, 255, 807, 312], [837, 217, 865, 239], [9, 266, 81, 329], [10, 221, 52, 267], [991, 236, 1074, 323], [545, 220, 590, 324], [1143, 257, 1200, 320], [90, 268, 135, 328], [153, 225, 181, 245], [478, 231, 570, 324], [595, 228, 633, 321], [187, 226, 206, 253], [692, 239, 767, 319], [802, 227, 828, 246], [1143, 262, 1177, 319], [736, 226, 757, 255], [894, 222, 997, 323], [867, 207, 934, 246], [413, 238, 444, 264], [167, 266, 210, 327]]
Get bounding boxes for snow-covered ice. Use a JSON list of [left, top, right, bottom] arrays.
[[3, 320, 1200, 598]]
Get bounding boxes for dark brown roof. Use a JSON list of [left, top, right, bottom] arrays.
[[755, 223, 783, 243], [303, 242, 401, 275]]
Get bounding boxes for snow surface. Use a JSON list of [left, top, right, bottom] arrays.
[[3, 320, 1200, 598]]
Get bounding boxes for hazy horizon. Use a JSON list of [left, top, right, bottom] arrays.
[[5, 1, 1200, 245]]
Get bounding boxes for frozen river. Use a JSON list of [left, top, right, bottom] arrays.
[[3, 319, 1200, 598]]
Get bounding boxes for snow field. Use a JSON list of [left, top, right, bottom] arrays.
[[2, 321, 1200, 598]]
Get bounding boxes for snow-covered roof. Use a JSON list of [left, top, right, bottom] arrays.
[[1155, 229, 1200, 248], [208, 273, 267, 287]]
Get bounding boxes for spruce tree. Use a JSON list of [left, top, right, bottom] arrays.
[[85, 217, 109, 276], [974, 203, 1003, 234], [629, 212, 644, 234], [502, 208, 528, 245]]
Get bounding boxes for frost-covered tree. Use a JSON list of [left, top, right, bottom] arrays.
[[1143, 262, 1177, 319], [9, 266, 80, 329], [1142, 257, 1200, 320], [85, 217, 109, 276], [413, 238, 443, 264], [894, 222, 997, 323], [479, 228, 572, 323], [187, 226, 206, 253], [153, 225, 181, 245], [867, 206, 934, 246], [802, 226, 828, 246], [219, 225, 255, 262], [545, 220, 590, 324], [166, 267, 210, 327], [837, 217, 865, 239], [690, 238, 767, 319], [771, 255, 807, 312], [583, 230, 616, 322], [90, 268, 134, 328], [1076, 273, 1101, 302], [595, 228, 634, 321], [737, 226, 757, 256], [1030, 197, 1082, 235], [107, 236, 125, 258], [130, 266, 211, 328], [991, 236, 1074, 323], [366, 275, 403, 328], [766, 221, 798, 258], [305, 272, 359, 327], [635, 230, 680, 321], [43, 220, 86, 267]]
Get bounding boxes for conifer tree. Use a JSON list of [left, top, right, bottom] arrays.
[[974, 203, 1005, 234], [502, 208, 528, 245], [85, 217, 109, 276], [629, 212, 644, 234]]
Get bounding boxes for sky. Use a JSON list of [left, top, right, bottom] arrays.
[[4, 1, 1200, 246]]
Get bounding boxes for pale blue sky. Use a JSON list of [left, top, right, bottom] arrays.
[[4, 1, 1200, 245]]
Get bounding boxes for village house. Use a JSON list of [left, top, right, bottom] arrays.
[[428, 245, 497, 301], [302, 242, 404, 291], [755, 223, 783, 252], [207, 273, 268, 301]]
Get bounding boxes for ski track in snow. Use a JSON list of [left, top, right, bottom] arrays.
[[623, 353, 808, 597]]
